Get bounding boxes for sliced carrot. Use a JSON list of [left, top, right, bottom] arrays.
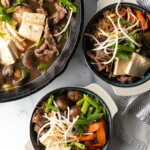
[[88, 122, 101, 133], [78, 133, 97, 141], [119, 8, 126, 17], [93, 143, 103, 147], [96, 120, 107, 147], [127, 7, 135, 23], [134, 10, 149, 30]]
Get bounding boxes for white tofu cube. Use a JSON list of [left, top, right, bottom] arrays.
[[0, 39, 19, 65], [19, 12, 45, 42], [113, 53, 150, 78]]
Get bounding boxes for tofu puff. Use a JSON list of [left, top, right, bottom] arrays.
[[0, 0, 77, 90], [86, 4, 150, 84]]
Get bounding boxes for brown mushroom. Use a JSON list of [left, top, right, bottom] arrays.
[[70, 106, 81, 120], [67, 91, 83, 102], [12, 6, 33, 26], [56, 95, 70, 111], [2, 64, 14, 77], [22, 50, 38, 70]]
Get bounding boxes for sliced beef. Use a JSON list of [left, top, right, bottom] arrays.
[[32, 106, 48, 128], [35, 18, 59, 62], [117, 76, 135, 83], [49, 2, 67, 24]]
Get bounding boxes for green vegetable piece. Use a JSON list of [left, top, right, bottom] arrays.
[[22, 69, 30, 77], [87, 113, 104, 121], [45, 104, 59, 112], [80, 113, 86, 119], [104, 56, 110, 60], [38, 64, 47, 75], [118, 45, 134, 53], [48, 95, 54, 105], [135, 49, 141, 53], [76, 98, 84, 106], [72, 142, 85, 149], [36, 37, 45, 48], [59, 0, 77, 13], [84, 94, 98, 108], [125, 38, 135, 50], [0, 7, 17, 26], [57, 35, 63, 42], [120, 18, 132, 26], [75, 119, 91, 126], [116, 52, 130, 61], [81, 100, 90, 114], [87, 107, 94, 117], [6, 6, 19, 13], [15, 0, 26, 4], [140, 33, 150, 49], [94, 106, 103, 114]]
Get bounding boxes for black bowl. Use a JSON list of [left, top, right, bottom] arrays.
[[30, 87, 113, 150], [0, 0, 84, 102], [83, 3, 150, 88]]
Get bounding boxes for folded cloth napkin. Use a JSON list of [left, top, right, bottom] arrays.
[[97, 0, 150, 149]]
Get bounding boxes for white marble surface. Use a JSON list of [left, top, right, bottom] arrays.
[[0, 0, 140, 150]]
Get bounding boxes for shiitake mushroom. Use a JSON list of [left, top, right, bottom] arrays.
[[70, 105, 81, 120], [67, 91, 83, 102], [56, 95, 70, 111]]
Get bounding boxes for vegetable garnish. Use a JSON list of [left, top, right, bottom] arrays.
[[36, 37, 45, 48], [0, 6, 17, 26], [22, 69, 30, 77], [15, 0, 26, 4], [38, 64, 47, 75], [59, 0, 77, 13]]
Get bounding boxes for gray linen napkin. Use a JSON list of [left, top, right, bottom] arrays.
[[97, 0, 150, 149]]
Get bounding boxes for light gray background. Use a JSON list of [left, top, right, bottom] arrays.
[[0, 0, 140, 150]]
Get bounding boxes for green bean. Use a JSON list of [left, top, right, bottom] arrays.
[[140, 33, 150, 49], [47, 95, 54, 105], [72, 142, 85, 149], [75, 119, 91, 126], [87, 113, 104, 121], [76, 98, 84, 106], [116, 52, 130, 61], [84, 94, 98, 108], [80, 113, 86, 119], [45, 104, 59, 112], [81, 100, 90, 114], [120, 18, 132, 26], [87, 107, 94, 117], [118, 45, 134, 53], [94, 106, 103, 114]]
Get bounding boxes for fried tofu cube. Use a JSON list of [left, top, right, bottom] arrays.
[[0, 39, 19, 65], [19, 12, 46, 42], [113, 53, 150, 78]]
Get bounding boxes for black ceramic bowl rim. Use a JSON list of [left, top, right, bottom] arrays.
[[0, 0, 84, 103], [82, 2, 150, 88], [30, 87, 113, 150]]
